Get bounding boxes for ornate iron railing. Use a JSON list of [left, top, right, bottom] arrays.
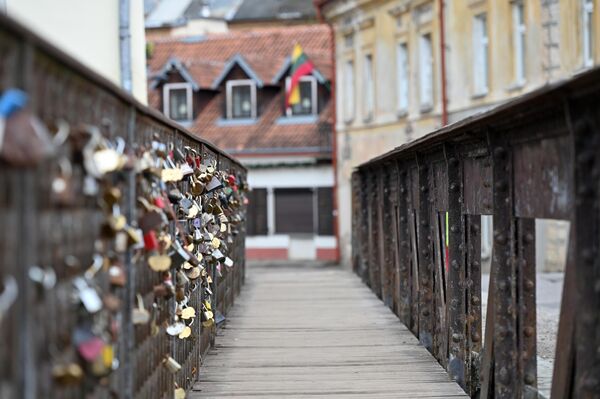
[[0, 15, 246, 399]]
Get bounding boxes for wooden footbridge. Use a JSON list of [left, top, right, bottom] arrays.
[[191, 263, 467, 398], [1, 12, 600, 399]]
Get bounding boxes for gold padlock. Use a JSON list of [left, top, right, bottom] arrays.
[[52, 363, 84, 386], [162, 355, 182, 374]]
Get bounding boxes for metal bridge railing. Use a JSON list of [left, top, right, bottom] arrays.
[[0, 14, 247, 399], [352, 66, 600, 398]]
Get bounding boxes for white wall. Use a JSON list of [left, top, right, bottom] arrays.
[[248, 164, 334, 188], [245, 164, 336, 258], [5, 0, 148, 104]]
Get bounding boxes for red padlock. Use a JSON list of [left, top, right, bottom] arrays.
[[153, 196, 165, 209], [144, 230, 159, 250], [227, 175, 235, 186]]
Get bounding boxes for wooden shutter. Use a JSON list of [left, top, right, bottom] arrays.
[[275, 188, 314, 234], [317, 187, 334, 235], [247, 188, 267, 235]]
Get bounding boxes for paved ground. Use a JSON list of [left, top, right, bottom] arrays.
[[482, 272, 564, 398], [192, 263, 467, 398]]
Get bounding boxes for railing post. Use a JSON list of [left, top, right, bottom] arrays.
[[446, 146, 467, 389], [367, 168, 381, 296], [416, 155, 434, 351], [569, 100, 600, 397], [516, 218, 537, 396], [395, 164, 412, 327], [490, 134, 519, 398], [380, 165, 393, 308], [465, 214, 482, 394]]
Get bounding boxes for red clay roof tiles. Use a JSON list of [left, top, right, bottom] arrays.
[[148, 25, 333, 156]]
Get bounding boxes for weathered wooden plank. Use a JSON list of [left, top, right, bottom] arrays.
[[192, 264, 468, 398]]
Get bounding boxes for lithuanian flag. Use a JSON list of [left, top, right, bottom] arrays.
[[285, 44, 314, 108]]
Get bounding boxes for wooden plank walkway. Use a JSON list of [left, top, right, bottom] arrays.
[[191, 263, 468, 398]]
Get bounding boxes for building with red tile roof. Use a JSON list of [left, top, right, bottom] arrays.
[[147, 24, 337, 261]]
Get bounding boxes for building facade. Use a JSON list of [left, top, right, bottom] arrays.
[[318, 0, 599, 269], [147, 25, 338, 261], [2, 0, 148, 103]]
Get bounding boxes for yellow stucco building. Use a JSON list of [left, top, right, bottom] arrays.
[[318, 0, 599, 266]]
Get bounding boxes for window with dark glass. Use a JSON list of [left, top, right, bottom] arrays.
[[163, 83, 192, 122], [287, 77, 316, 116], [246, 188, 268, 236], [227, 80, 256, 119], [169, 88, 189, 121]]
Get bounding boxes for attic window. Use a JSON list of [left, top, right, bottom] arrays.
[[226, 80, 257, 119], [285, 76, 317, 116], [163, 83, 193, 122]]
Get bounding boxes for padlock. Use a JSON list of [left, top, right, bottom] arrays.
[[139, 209, 164, 233], [103, 186, 122, 207], [174, 387, 186, 399], [144, 230, 159, 250], [166, 320, 186, 336], [178, 325, 192, 339], [181, 306, 196, 320], [52, 363, 84, 386], [212, 248, 224, 260], [73, 277, 102, 314], [175, 286, 185, 302], [191, 178, 205, 196], [76, 335, 104, 362], [125, 226, 144, 248], [132, 294, 150, 325], [51, 157, 76, 207], [205, 176, 223, 193], [103, 293, 121, 312], [148, 254, 171, 272], [105, 205, 127, 233], [168, 188, 183, 203], [162, 355, 182, 374], [170, 242, 191, 268], [161, 167, 183, 182], [109, 262, 126, 287], [176, 270, 190, 286], [153, 282, 173, 299], [153, 195, 165, 209], [187, 267, 201, 280]]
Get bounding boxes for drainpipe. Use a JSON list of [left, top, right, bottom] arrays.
[[120, 0, 133, 93], [315, 0, 340, 264], [439, 0, 448, 126]]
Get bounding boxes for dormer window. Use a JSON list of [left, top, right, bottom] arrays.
[[163, 83, 193, 122], [285, 76, 317, 116], [226, 80, 257, 119]]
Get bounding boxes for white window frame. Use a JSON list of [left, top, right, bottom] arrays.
[[285, 75, 318, 116], [163, 82, 193, 122], [419, 33, 434, 110], [344, 60, 355, 122], [226, 79, 257, 119], [472, 13, 489, 96], [396, 42, 409, 114], [582, 0, 595, 68], [512, 2, 526, 84], [363, 53, 374, 120]]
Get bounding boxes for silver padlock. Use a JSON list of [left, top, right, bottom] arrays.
[[73, 277, 102, 314]]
